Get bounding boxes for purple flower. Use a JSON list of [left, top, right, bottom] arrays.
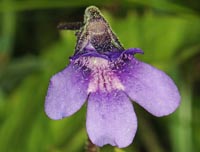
[[45, 6, 181, 148]]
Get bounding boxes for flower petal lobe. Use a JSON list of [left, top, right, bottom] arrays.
[[45, 63, 89, 120], [86, 90, 137, 148], [119, 58, 181, 117]]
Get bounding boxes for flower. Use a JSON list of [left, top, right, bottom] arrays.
[[45, 6, 181, 148]]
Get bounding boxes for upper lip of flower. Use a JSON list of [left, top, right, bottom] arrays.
[[70, 47, 144, 61]]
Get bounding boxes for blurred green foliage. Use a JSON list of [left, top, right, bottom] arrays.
[[0, 0, 200, 152]]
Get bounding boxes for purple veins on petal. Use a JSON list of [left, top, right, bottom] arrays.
[[86, 90, 137, 148], [117, 57, 181, 117], [45, 63, 89, 120]]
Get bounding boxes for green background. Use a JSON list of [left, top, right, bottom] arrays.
[[0, 0, 200, 152]]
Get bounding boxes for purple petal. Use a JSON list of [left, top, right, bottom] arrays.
[[123, 48, 144, 55], [45, 63, 89, 120], [119, 58, 181, 117], [85, 42, 96, 51], [86, 90, 137, 148]]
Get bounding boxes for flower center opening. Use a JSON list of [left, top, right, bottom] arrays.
[[84, 57, 125, 93]]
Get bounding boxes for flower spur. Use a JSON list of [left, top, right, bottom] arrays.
[[45, 6, 181, 148]]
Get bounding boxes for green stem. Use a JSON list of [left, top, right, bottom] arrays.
[[0, 0, 16, 64], [86, 137, 99, 152]]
